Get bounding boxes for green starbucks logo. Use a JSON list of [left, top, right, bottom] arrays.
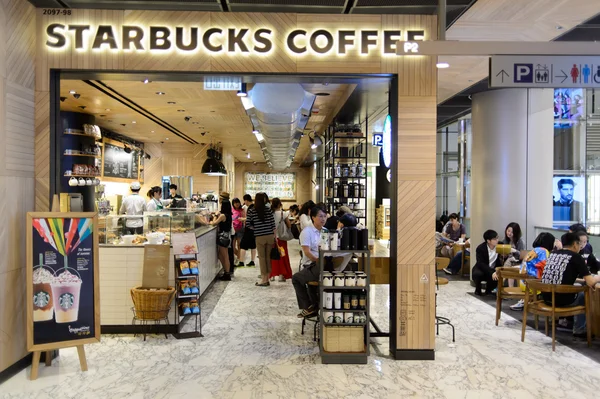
[[33, 291, 50, 307], [59, 293, 75, 310]]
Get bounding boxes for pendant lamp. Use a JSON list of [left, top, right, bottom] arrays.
[[201, 147, 222, 176]]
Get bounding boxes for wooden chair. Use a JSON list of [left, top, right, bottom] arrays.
[[435, 257, 450, 288], [461, 243, 471, 277], [521, 280, 592, 351], [494, 267, 538, 326]]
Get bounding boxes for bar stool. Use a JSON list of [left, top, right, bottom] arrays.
[[435, 257, 456, 342], [301, 281, 320, 342]]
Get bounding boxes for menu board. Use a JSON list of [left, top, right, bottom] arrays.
[[27, 213, 100, 351], [102, 142, 139, 180], [244, 172, 296, 200]]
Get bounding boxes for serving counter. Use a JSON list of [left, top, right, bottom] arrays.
[[98, 225, 219, 332]]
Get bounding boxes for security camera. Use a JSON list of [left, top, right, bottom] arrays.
[[73, 93, 80, 99], [60, 97, 67, 102]]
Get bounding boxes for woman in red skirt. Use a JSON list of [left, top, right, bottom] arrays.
[[270, 198, 293, 282]]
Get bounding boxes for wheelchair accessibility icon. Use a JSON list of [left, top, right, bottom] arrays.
[[594, 65, 600, 84]]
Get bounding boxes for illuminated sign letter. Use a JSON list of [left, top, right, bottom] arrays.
[[360, 30, 378, 55], [254, 29, 273, 53], [383, 30, 401, 54], [68, 25, 90, 49], [123, 26, 144, 50], [176, 27, 198, 51], [228, 28, 250, 53], [46, 24, 66, 48], [338, 30, 355, 54], [310, 30, 334, 54], [287, 30, 307, 54], [150, 27, 171, 50], [92, 25, 118, 50], [203, 28, 223, 52]]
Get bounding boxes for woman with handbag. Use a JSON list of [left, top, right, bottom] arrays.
[[270, 198, 293, 282], [231, 198, 245, 265], [210, 192, 233, 281], [246, 192, 276, 287]]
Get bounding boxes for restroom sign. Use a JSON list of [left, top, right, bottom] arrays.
[[490, 56, 600, 88]]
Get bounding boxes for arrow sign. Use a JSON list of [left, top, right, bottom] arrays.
[[555, 70, 568, 83], [496, 69, 509, 82]]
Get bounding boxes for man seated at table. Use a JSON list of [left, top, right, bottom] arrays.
[[440, 213, 466, 258], [443, 238, 470, 275], [575, 230, 599, 274], [541, 232, 600, 337], [472, 230, 502, 296], [292, 206, 327, 318]]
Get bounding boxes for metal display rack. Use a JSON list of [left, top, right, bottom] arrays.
[[318, 249, 371, 365], [173, 253, 203, 339], [323, 126, 368, 226]]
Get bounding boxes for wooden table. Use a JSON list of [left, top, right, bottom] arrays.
[[592, 284, 600, 336]]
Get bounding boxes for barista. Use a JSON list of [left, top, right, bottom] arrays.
[[119, 181, 146, 235], [167, 184, 184, 208], [146, 186, 165, 212]]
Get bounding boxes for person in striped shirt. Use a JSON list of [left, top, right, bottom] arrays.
[[246, 192, 276, 286]]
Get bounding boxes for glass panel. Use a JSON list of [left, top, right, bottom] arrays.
[[554, 89, 586, 171]]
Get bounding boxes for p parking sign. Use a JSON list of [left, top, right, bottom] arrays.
[[514, 64, 533, 83]]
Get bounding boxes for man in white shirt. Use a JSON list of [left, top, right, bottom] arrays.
[[119, 181, 146, 235], [292, 206, 327, 318]]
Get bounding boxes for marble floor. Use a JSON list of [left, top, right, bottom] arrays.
[[2, 242, 600, 398]]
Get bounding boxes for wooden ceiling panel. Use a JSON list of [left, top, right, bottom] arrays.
[[439, 0, 600, 103], [61, 79, 352, 163]]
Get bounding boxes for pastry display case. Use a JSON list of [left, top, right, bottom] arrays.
[[99, 209, 209, 246]]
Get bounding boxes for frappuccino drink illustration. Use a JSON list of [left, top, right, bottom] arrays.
[[32, 255, 55, 322], [51, 268, 82, 323]]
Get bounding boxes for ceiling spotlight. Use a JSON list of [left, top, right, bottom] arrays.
[[156, 91, 165, 95], [60, 96, 66, 102], [177, 109, 185, 112], [73, 93, 81, 99], [247, 153, 250, 159], [436, 62, 450, 69], [132, 121, 136, 124], [252, 129, 259, 134], [69, 90, 76, 94], [237, 83, 248, 97], [99, 114, 106, 117], [192, 122, 199, 125], [165, 138, 169, 140], [184, 116, 192, 122], [315, 92, 330, 96], [556, 25, 563, 30], [78, 106, 86, 110], [167, 101, 176, 105], [145, 153, 152, 160], [121, 124, 126, 126], [142, 78, 150, 84]]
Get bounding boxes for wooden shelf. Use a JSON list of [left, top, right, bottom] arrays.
[[63, 153, 101, 158], [63, 132, 99, 139], [64, 174, 100, 178]]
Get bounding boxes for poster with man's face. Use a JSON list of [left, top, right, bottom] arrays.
[[552, 176, 584, 222]]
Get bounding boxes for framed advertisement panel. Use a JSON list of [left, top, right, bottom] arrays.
[[26, 212, 100, 378], [244, 172, 296, 200]]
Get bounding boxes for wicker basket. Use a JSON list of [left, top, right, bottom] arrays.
[[130, 286, 176, 320], [323, 326, 365, 353]]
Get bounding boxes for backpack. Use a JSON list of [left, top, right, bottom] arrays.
[[519, 247, 549, 290], [276, 211, 293, 241]]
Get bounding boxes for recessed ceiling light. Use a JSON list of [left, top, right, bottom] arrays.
[[177, 109, 185, 112], [132, 121, 136, 124], [105, 108, 110, 111], [192, 122, 199, 125], [165, 138, 169, 140], [210, 110, 215, 113], [99, 114, 106, 117], [436, 62, 450, 69], [151, 131, 155, 133], [167, 101, 176, 105], [247, 153, 250, 159], [156, 91, 165, 95], [121, 124, 126, 126], [69, 90, 76, 94], [143, 79, 150, 84]]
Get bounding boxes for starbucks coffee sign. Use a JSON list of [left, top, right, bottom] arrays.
[[45, 24, 424, 56]]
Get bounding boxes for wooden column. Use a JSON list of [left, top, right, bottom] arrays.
[[382, 15, 438, 360]]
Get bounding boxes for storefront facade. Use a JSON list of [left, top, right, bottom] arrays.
[[0, 5, 437, 373]]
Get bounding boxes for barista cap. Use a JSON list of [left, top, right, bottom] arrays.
[[130, 181, 141, 191], [339, 213, 358, 227]]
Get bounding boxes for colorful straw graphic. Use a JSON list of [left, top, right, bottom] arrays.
[[33, 218, 58, 252], [48, 218, 66, 256], [72, 218, 93, 251], [64, 218, 79, 256]]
